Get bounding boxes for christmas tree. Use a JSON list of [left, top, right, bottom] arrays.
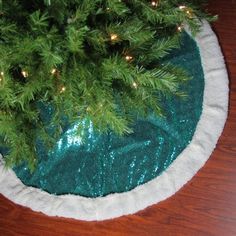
[[0, 0, 214, 170]]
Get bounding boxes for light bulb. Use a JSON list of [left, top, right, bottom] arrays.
[[0, 72, 3, 82], [51, 68, 57, 75], [125, 55, 133, 61], [132, 82, 138, 89], [151, 1, 158, 7], [60, 86, 66, 93], [179, 5, 186, 10], [177, 25, 183, 32], [186, 10, 193, 18], [110, 34, 118, 41], [22, 70, 29, 78]]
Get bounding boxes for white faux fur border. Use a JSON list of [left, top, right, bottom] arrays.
[[0, 21, 229, 221]]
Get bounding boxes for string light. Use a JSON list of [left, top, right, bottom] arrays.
[[132, 82, 138, 89], [186, 10, 193, 18], [179, 5, 187, 10], [110, 33, 118, 41], [125, 55, 133, 61], [151, 1, 159, 7], [21, 70, 29, 78], [60, 86, 66, 93], [177, 25, 183, 32], [0, 72, 3, 82], [179, 5, 193, 18], [51, 68, 57, 75]]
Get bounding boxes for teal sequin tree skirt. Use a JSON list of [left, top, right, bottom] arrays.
[[1, 32, 204, 198]]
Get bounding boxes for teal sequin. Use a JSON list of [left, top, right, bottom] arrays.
[[11, 33, 204, 198]]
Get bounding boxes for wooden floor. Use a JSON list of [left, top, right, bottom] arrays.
[[0, 1, 236, 235]]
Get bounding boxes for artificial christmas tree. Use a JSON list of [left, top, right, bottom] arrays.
[[0, 0, 215, 170]]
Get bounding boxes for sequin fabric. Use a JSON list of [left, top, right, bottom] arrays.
[[11, 33, 204, 197]]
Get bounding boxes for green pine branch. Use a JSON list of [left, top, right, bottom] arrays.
[[0, 0, 215, 170]]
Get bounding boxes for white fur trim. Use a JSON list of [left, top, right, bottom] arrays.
[[0, 21, 229, 221]]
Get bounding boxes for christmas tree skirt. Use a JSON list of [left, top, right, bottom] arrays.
[[0, 22, 228, 221]]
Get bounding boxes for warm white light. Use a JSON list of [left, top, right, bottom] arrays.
[[60, 86, 66, 93], [0, 72, 3, 82], [186, 10, 193, 17], [51, 68, 57, 75], [179, 5, 186, 10], [177, 25, 183, 32], [151, 1, 158, 7], [132, 82, 138, 89], [22, 70, 29, 78], [125, 55, 133, 61], [110, 34, 118, 41]]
